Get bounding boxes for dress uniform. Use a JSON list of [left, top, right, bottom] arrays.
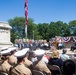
[[33, 49, 51, 75], [0, 61, 11, 74], [0, 53, 3, 65], [21, 48, 33, 69], [11, 49, 32, 75], [24, 57, 33, 68], [8, 54, 17, 66], [8, 48, 17, 66], [12, 63, 32, 75], [0, 50, 12, 74]]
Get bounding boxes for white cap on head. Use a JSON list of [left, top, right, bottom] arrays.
[[0, 46, 8, 51], [14, 51, 25, 57], [0, 47, 17, 56], [0, 49, 11, 55], [22, 48, 29, 52], [14, 48, 29, 58], [34, 49, 45, 56], [8, 47, 17, 51]]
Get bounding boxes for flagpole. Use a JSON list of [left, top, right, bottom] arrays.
[[25, 25, 27, 38], [25, 0, 28, 38]]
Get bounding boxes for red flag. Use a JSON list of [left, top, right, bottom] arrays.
[[25, 0, 28, 25]]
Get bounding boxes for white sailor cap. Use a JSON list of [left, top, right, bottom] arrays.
[[22, 48, 29, 52], [0, 49, 11, 56], [14, 49, 28, 58], [34, 49, 45, 56], [0, 46, 9, 51], [8, 47, 17, 51]]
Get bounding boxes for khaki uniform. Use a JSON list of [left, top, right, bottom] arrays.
[[0, 57, 3, 65], [11, 63, 32, 75], [0, 61, 11, 74], [8, 55, 17, 66], [24, 58, 33, 68], [33, 60, 51, 74]]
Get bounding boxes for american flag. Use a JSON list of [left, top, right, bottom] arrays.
[[25, 0, 28, 25]]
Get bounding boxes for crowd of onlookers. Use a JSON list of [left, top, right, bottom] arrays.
[[0, 39, 76, 75], [14, 39, 51, 50]]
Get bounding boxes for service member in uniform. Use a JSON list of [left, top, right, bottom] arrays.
[[24, 51, 33, 69], [11, 49, 32, 75], [8, 48, 17, 66], [33, 49, 51, 75], [0, 50, 12, 75], [0, 53, 3, 65]]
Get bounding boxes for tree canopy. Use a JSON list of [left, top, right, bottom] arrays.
[[8, 17, 76, 43]]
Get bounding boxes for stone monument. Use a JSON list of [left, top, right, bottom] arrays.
[[0, 22, 13, 47]]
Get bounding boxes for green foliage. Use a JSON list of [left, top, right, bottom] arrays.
[[8, 17, 25, 43], [69, 20, 76, 35], [37, 23, 50, 40], [8, 17, 38, 43], [8, 16, 76, 42]]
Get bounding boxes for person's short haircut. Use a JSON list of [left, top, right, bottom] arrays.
[[10, 50, 16, 54], [63, 49, 67, 54], [63, 59, 75, 75], [17, 57, 24, 63]]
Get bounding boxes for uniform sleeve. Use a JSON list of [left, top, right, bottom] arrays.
[[14, 57, 17, 64], [11, 68, 20, 75], [43, 64, 51, 74], [1, 65, 7, 72]]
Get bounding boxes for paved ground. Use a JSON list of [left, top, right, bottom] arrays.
[[45, 48, 75, 57]]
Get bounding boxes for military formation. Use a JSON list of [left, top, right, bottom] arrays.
[[0, 46, 52, 75]]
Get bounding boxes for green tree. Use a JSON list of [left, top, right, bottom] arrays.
[[8, 17, 38, 43], [8, 17, 25, 43], [69, 20, 76, 36], [49, 21, 70, 38], [37, 23, 50, 40], [61, 23, 70, 36], [49, 21, 61, 38]]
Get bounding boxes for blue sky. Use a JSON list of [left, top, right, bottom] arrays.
[[0, 0, 76, 24]]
